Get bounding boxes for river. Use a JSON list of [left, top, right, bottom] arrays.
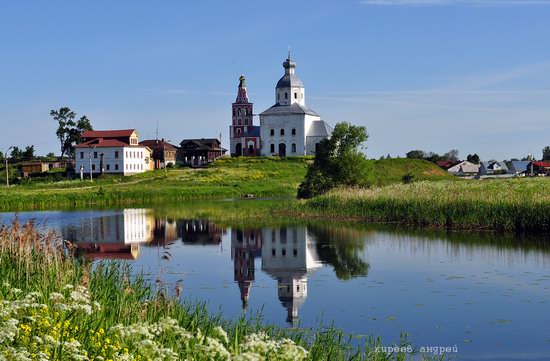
[[2, 207, 549, 361]]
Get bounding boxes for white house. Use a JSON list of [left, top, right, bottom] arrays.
[[75, 129, 152, 177], [259, 53, 332, 156]]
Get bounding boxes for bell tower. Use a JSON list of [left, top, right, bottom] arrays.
[[230, 75, 257, 156]]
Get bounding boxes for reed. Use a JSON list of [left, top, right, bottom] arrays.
[[0, 221, 431, 360], [299, 178, 550, 231]]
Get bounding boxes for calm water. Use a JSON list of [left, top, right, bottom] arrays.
[[3, 208, 550, 361]]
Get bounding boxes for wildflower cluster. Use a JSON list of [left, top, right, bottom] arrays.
[[0, 284, 308, 360]]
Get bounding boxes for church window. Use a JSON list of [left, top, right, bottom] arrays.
[[271, 248, 276, 257], [282, 248, 286, 256], [236, 128, 241, 135], [280, 129, 285, 136], [244, 119, 248, 125], [238, 108, 241, 116], [285, 92, 288, 99], [293, 249, 298, 257], [292, 128, 296, 135], [237, 119, 241, 125], [270, 129, 274, 136], [270, 144, 275, 153], [291, 143, 296, 153], [233, 109, 235, 116], [244, 109, 248, 115], [297, 284, 300, 292], [294, 92, 297, 99], [278, 93, 280, 100]]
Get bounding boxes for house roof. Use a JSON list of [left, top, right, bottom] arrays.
[[82, 129, 136, 139], [260, 102, 319, 116], [307, 120, 333, 137], [75, 139, 139, 148], [460, 162, 480, 173], [139, 139, 178, 150], [507, 161, 530, 172], [179, 138, 222, 150], [533, 161, 550, 167]]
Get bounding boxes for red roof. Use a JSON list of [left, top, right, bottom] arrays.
[[533, 161, 550, 167], [139, 139, 178, 150], [82, 129, 136, 139], [75, 139, 135, 148]]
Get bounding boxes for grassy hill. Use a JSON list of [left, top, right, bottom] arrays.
[[0, 156, 451, 211]]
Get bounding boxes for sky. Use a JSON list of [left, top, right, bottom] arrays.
[[1, 0, 550, 161]]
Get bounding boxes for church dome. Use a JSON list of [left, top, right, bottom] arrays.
[[276, 73, 304, 89], [276, 53, 304, 89]]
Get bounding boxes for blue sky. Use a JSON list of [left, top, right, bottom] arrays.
[[1, 0, 550, 160]]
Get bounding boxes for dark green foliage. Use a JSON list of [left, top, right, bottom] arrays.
[[402, 173, 415, 184], [10, 146, 23, 160], [406, 150, 424, 159], [466, 153, 480, 164], [298, 122, 370, 199], [51, 107, 93, 159], [543, 146, 550, 161], [22, 145, 35, 159]]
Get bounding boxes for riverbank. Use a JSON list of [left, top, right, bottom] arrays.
[[0, 221, 423, 361], [0, 157, 450, 211], [296, 178, 550, 232]]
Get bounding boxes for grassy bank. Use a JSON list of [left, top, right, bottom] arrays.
[[0, 157, 449, 211], [297, 178, 550, 231], [0, 221, 430, 361]]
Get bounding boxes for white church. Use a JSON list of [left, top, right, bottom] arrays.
[[230, 53, 332, 157]]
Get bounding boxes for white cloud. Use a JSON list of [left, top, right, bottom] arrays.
[[360, 0, 550, 6]]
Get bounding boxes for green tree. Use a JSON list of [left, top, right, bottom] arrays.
[[442, 149, 459, 162], [50, 107, 93, 159], [46, 152, 56, 159], [543, 146, 550, 161], [22, 145, 35, 159], [406, 150, 425, 159], [298, 122, 369, 199], [10, 147, 22, 160], [466, 153, 480, 164], [0, 151, 3, 161]]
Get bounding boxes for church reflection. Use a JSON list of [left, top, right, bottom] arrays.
[[62, 212, 368, 326]]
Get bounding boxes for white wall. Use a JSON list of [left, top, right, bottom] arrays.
[[75, 146, 150, 176]]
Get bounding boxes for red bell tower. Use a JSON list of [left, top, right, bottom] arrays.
[[230, 75, 260, 156]]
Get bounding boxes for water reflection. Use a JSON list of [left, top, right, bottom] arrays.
[[59, 211, 369, 326]]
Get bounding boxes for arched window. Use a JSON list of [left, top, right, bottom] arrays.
[[280, 129, 285, 136], [278, 93, 280, 100], [270, 129, 274, 136], [236, 128, 241, 135], [284, 92, 288, 99], [233, 109, 235, 116], [291, 128, 296, 135], [294, 92, 297, 99], [291, 143, 296, 153], [238, 108, 241, 116], [270, 144, 275, 153]]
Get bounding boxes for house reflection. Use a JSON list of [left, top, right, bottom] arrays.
[[146, 218, 178, 247], [231, 229, 262, 310], [179, 220, 224, 245], [62, 209, 155, 260]]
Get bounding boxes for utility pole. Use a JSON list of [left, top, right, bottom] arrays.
[[5, 146, 13, 187], [89, 145, 96, 181]]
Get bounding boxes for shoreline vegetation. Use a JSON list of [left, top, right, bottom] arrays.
[[1, 157, 549, 232], [0, 221, 426, 361]]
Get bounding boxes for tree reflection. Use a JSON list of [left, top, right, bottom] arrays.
[[307, 224, 370, 280]]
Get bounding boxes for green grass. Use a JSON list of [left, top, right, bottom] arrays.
[[0, 157, 451, 212], [297, 178, 550, 231], [0, 221, 434, 360]]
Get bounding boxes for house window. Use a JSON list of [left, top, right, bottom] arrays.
[[270, 144, 275, 153], [94, 152, 98, 159], [115, 164, 119, 170], [291, 143, 296, 153], [280, 129, 285, 136], [282, 248, 286, 257], [293, 249, 298, 257], [106, 164, 110, 171], [80, 152, 84, 159], [92, 164, 96, 171], [292, 128, 296, 135], [280, 228, 287, 243], [270, 129, 274, 136], [115, 151, 119, 158]]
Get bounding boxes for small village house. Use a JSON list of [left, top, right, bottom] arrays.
[[479, 161, 508, 176], [75, 129, 152, 177], [505, 160, 530, 176], [139, 138, 178, 169], [530, 161, 550, 176], [21, 160, 68, 178], [177, 138, 226, 167], [446, 161, 480, 177]]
